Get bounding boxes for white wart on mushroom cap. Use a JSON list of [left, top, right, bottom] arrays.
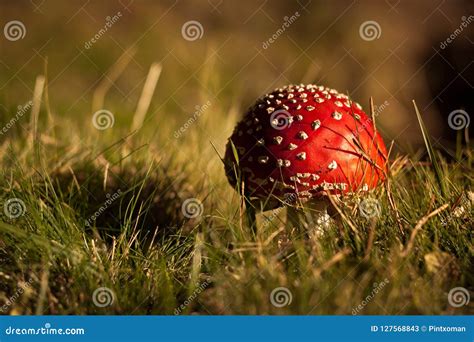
[[224, 84, 388, 203]]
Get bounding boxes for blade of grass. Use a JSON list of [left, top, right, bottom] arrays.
[[412, 100, 446, 196], [131, 63, 162, 131], [92, 47, 136, 113], [29, 75, 45, 147]]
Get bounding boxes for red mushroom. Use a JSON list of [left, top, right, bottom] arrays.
[[224, 84, 388, 231]]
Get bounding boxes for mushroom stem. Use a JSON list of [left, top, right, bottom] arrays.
[[286, 205, 303, 232], [286, 199, 331, 237]]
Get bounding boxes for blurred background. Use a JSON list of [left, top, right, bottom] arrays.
[[1, 0, 473, 155]]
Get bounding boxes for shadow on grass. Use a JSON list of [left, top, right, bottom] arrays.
[[43, 160, 199, 243]]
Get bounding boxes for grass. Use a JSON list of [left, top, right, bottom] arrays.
[[0, 76, 472, 316]]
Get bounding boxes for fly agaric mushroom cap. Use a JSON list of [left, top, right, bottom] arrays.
[[224, 84, 388, 207]]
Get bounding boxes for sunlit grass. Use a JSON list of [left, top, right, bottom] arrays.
[[0, 68, 472, 315]]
